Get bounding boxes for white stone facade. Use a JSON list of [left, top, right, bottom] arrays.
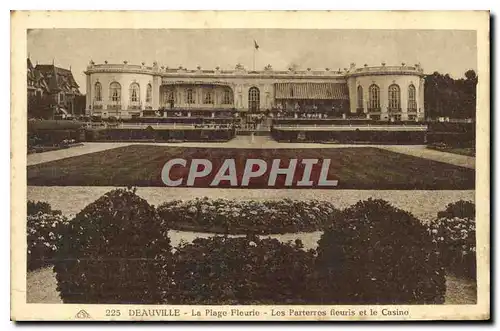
[[84, 61, 425, 120]]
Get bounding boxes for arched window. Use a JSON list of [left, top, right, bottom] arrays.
[[388, 84, 401, 110], [368, 84, 380, 110], [109, 82, 121, 102], [222, 88, 232, 104], [94, 82, 102, 101], [129, 83, 140, 103], [186, 89, 194, 104], [408, 84, 416, 111], [357, 85, 363, 109], [248, 87, 260, 111], [146, 84, 152, 103], [204, 90, 214, 104]]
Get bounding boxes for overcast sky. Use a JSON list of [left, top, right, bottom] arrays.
[[27, 29, 477, 94]]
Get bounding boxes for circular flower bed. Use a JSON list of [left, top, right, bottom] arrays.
[[157, 197, 341, 234]]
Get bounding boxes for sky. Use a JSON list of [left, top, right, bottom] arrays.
[[27, 29, 477, 94]]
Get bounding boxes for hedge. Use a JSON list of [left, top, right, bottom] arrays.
[[316, 198, 446, 304], [53, 188, 173, 304], [166, 235, 318, 304]]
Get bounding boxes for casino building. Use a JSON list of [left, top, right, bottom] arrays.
[[84, 61, 425, 121]]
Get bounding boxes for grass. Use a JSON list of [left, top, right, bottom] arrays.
[[27, 145, 475, 189]]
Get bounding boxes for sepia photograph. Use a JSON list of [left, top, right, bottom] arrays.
[[11, 11, 490, 321]]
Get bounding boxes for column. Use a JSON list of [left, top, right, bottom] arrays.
[[140, 81, 147, 110], [401, 83, 409, 121], [152, 76, 160, 109], [380, 82, 389, 120], [419, 77, 425, 120], [121, 79, 127, 112], [86, 75, 91, 114], [346, 77, 357, 114]]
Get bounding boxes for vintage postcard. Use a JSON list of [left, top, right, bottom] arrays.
[[11, 11, 489, 321]]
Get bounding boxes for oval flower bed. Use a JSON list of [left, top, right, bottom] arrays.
[[157, 197, 341, 234]]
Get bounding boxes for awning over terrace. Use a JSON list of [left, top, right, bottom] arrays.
[[274, 83, 349, 100]]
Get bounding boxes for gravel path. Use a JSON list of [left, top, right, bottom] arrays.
[[27, 143, 133, 166], [27, 186, 474, 222], [379, 145, 475, 169], [26, 266, 476, 304]]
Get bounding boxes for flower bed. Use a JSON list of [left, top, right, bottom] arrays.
[[157, 197, 341, 234], [27, 201, 69, 271], [27, 190, 472, 304], [429, 200, 476, 279]]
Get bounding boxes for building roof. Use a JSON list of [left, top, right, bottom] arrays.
[[275, 83, 349, 100], [28, 60, 81, 95]]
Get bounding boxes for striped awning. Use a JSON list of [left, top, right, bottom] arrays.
[[274, 83, 349, 100]]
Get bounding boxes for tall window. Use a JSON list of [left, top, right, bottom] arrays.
[[204, 90, 214, 104], [109, 82, 121, 102], [146, 84, 152, 103], [357, 85, 363, 109], [248, 87, 260, 111], [186, 89, 194, 104], [167, 90, 175, 103], [129, 83, 140, 103], [222, 88, 232, 104], [94, 82, 102, 101], [388, 84, 401, 110], [408, 84, 416, 110], [368, 84, 380, 110]]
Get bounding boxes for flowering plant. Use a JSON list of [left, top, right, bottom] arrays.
[[157, 198, 341, 234], [27, 200, 68, 271], [428, 216, 476, 278]]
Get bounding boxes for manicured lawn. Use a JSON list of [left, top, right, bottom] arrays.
[[27, 145, 475, 189]]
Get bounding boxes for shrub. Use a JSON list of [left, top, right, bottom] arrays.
[[430, 201, 476, 279], [27, 201, 68, 271], [157, 198, 340, 234], [167, 235, 318, 304], [53, 187, 173, 304], [27, 200, 57, 216], [316, 198, 446, 304], [437, 200, 475, 219]]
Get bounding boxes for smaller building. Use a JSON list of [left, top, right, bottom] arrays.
[[27, 58, 82, 119]]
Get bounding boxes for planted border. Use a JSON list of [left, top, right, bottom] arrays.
[[157, 198, 341, 234]]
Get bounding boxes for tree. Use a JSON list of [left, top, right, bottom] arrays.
[[28, 93, 55, 119], [424, 70, 477, 120], [465, 69, 477, 81]]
